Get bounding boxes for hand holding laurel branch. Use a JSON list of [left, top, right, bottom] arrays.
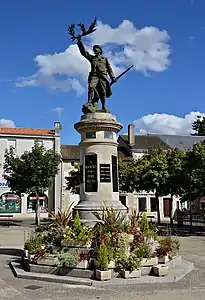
[[68, 18, 97, 42]]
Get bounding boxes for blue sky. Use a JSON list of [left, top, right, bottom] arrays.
[[1, 0, 205, 144]]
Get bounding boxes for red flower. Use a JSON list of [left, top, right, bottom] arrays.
[[113, 232, 118, 236]]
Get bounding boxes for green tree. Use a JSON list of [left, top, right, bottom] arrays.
[[191, 115, 205, 136], [180, 141, 205, 232], [3, 142, 61, 225], [118, 158, 140, 193], [66, 164, 80, 194], [163, 148, 185, 228], [136, 147, 169, 225]]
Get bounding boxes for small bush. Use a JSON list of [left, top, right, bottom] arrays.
[[58, 252, 78, 268], [134, 243, 152, 260], [97, 241, 108, 271]]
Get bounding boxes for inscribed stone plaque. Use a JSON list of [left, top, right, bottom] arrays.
[[85, 154, 98, 192], [112, 155, 118, 192], [100, 164, 111, 183]]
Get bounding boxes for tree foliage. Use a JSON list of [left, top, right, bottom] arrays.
[[192, 115, 205, 136], [4, 142, 61, 195], [66, 164, 80, 194], [135, 147, 169, 225]]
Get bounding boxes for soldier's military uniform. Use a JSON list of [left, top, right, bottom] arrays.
[[77, 39, 115, 105]]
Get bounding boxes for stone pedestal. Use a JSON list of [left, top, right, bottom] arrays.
[[74, 112, 126, 226]]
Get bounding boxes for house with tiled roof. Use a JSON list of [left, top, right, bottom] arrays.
[[0, 122, 61, 217]]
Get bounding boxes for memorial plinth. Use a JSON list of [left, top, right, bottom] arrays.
[[74, 112, 127, 226]]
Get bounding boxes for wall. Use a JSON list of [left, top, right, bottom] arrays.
[[61, 160, 79, 210], [120, 191, 180, 222], [0, 135, 56, 217]]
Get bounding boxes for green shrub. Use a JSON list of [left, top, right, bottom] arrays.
[[115, 252, 140, 275], [58, 252, 78, 268], [134, 243, 151, 260], [97, 241, 108, 271], [24, 232, 44, 254], [72, 211, 81, 235], [140, 212, 149, 233]]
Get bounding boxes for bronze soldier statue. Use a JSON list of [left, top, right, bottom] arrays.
[[68, 18, 133, 114], [77, 36, 116, 113]]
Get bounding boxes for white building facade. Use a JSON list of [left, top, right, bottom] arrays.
[[0, 122, 61, 218]]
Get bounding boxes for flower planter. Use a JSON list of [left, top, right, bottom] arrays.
[[95, 270, 112, 281], [93, 259, 115, 269], [140, 257, 158, 267], [28, 254, 35, 263], [152, 264, 168, 277], [76, 260, 89, 269], [122, 269, 141, 279], [158, 255, 169, 264], [61, 240, 91, 248], [37, 255, 58, 266]]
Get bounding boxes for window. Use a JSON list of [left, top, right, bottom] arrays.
[[104, 131, 113, 139], [150, 197, 157, 212], [27, 193, 48, 213], [0, 192, 21, 213], [138, 197, 146, 212], [7, 139, 16, 152], [85, 132, 96, 139]]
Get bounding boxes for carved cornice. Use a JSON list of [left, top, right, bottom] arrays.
[[75, 120, 123, 134]]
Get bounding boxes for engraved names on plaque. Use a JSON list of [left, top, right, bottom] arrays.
[[85, 154, 98, 192], [100, 164, 111, 183]]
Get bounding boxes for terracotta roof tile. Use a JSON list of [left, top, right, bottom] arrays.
[[0, 128, 55, 136]]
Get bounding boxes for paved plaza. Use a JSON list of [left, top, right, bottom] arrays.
[[0, 225, 204, 299]]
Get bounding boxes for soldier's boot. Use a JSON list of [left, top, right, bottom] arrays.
[[101, 97, 106, 111]]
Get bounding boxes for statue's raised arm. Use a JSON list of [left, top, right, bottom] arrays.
[[77, 36, 93, 62]]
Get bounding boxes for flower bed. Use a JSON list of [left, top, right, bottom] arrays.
[[24, 208, 180, 281]]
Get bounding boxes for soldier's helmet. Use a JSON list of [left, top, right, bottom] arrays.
[[93, 45, 103, 54]]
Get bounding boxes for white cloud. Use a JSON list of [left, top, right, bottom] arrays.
[[0, 119, 15, 128], [188, 36, 196, 41], [52, 107, 64, 119], [16, 20, 171, 94], [134, 112, 205, 135]]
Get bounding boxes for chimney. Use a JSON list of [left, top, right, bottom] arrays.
[[54, 121, 62, 135], [128, 123, 135, 146]]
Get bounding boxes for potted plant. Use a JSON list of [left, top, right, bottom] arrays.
[[36, 247, 58, 266], [95, 241, 111, 281], [77, 251, 89, 269], [135, 243, 158, 267], [58, 252, 78, 275], [115, 253, 141, 279], [24, 232, 44, 263], [62, 212, 92, 248], [156, 237, 172, 264]]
